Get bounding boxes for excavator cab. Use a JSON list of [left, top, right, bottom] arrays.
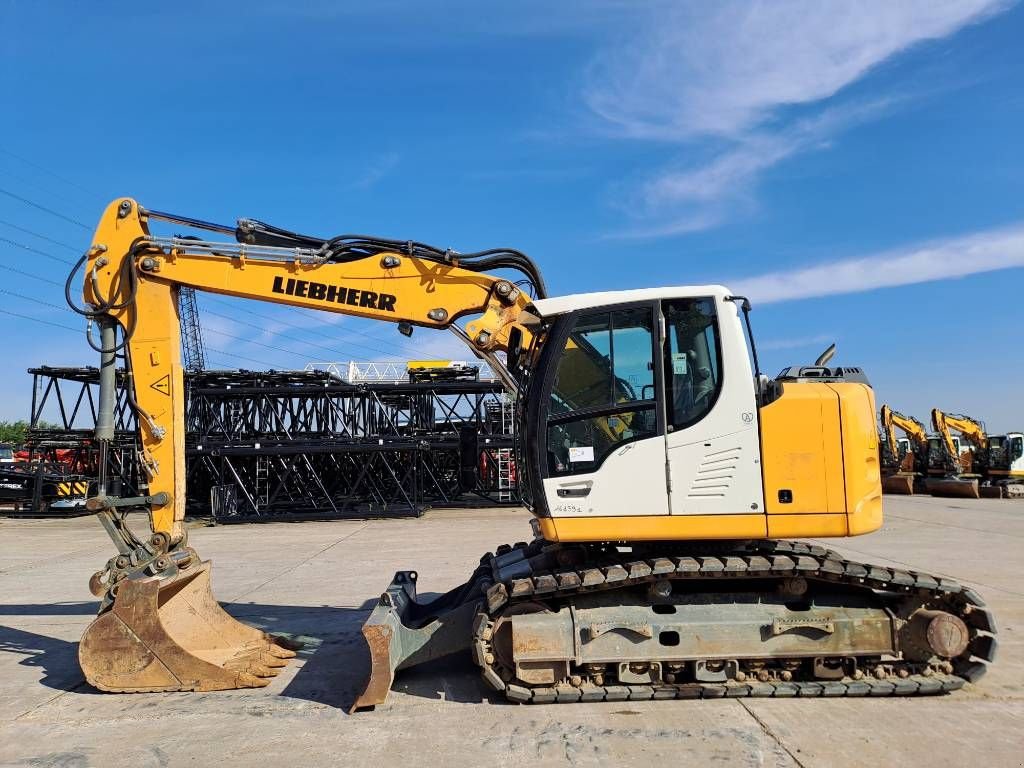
[[518, 292, 763, 535]]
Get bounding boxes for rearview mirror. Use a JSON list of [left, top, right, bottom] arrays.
[[508, 326, 524, 373]]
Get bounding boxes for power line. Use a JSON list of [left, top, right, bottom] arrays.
[[0, 236, 75, 265], [204, 295, 423, 357], [0, 262, 63, 286], [0, 187, 91, 230], [0, 147, 97, 197], [202, 325, 315, 361], [205, 348, 279, 369], [0, 287, 70, 312], [0, 216, 81, 251], [0, 287, 277, 370], [0, 306, 80, 333], [203, 307, 403, 360], [291, 304, 427, 355], [0, 165, 93, 214]]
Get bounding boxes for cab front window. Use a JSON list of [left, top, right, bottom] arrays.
[[544, 307, 657, 476]]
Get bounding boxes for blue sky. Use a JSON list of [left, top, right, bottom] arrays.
[[0, 1, 1022, 430]]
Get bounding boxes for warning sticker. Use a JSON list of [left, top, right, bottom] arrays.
[[569, 446, 595, 463], [150, 375, 171, 396]]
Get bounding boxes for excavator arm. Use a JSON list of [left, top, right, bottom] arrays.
[[73, 198, 539, 694], [931, 408, 966, 473], [879, 404, 901, 466], [928, 408, 983, 498], [890, 409, 929, 450], [80, 198, 536, 539], [879, 404, 929, 493], [938, 412, 989, 453]]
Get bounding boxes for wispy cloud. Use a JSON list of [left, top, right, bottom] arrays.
[[731, 222, 1024, 304], [609, 99, 893, 238], [465, 166, 594, 183], [760, 333, 835, 351], [351, 151, 401, 190], [585, 0, 1009, 235]]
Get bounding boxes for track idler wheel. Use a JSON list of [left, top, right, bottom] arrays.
[[79, 561, 299, 692]]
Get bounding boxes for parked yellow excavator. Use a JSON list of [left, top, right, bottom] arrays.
[[66, 199, 995, 706], [930, 410, 1024, 498], [878, 405, 929, 495], [928, 409, 984, 498]]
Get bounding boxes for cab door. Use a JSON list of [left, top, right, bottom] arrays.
[[540, 304, 670, 518], [662, 297, 765, 516]]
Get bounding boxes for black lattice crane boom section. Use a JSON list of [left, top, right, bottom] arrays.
[[178, 287, 206, 372]]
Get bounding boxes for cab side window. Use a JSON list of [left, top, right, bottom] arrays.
[[663, 298, 722, 431], [1011, 436, 1024, 462]]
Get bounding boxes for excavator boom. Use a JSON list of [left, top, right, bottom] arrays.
[[74, 199, 538, 694]]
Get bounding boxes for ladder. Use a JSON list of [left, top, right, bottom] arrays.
[[255, 454, 269, 511], [497, 394, 513, 502]]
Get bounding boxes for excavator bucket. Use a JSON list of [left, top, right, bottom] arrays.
[[882, 473, 916, 495], [925, 477, 981, 499], [979, 485, 1005, 499], [79, 561, 299, 692], [351, 571, 481, 712]]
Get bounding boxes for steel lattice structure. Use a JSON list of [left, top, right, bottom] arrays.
[[24, 366, 518, 519], [178, 288, 206, 372]]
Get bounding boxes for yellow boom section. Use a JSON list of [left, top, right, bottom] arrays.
[[880, 404, 928, 461], [935, 411, 988, 452], [84, 198, 532, 541], [930, 408, 986, 474]]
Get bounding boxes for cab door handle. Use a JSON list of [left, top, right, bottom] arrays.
[[557, 487, 591, 498]]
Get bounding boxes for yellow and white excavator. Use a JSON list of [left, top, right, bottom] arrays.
[[67, 199, 995, 706], [878, 405, 929, 495], [985, 432, 1024, 495], [930, 410, 1024, 498]]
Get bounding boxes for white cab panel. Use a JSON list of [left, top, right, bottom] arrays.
[[543, 436, 669, 518], [666, 297, 764, 515]]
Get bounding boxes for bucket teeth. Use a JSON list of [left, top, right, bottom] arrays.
[[223, 657, 284, 678], [234, 673, 274, 688], [269, 636, 302, 655], [254, 651, 291, 668]]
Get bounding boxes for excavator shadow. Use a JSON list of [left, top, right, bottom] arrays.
[[0, 622, 94, 694], [0, 597, 498, 709]]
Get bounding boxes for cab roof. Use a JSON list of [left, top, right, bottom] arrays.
[[528, 285, 733, 319]]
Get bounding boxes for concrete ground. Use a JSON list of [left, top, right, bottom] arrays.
[[0, 497, 1021, 768]]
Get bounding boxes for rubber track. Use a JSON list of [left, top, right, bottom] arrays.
[[473, 539, 997, 703]]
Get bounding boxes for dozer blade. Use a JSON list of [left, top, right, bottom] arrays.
[[925, 477, 981, 499], [351, 570, 481, 712], [882, 473, 916, 495], [79, 561, 299, 692]]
